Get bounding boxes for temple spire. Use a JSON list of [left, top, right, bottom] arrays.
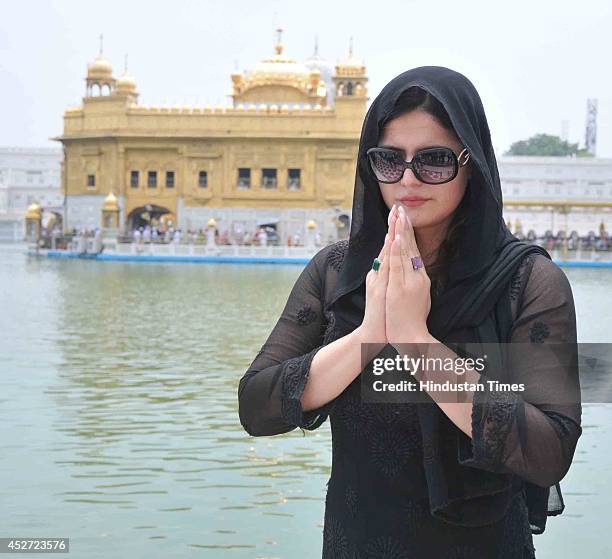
[[274, 26, 284, 55]]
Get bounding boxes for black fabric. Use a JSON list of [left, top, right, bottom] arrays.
[[326, 65, 581, 532], [238, 66, 583, 557], [238, 244, 581, 557]]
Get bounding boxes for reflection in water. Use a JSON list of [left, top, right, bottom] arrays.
[[0, 247, 610, 558]]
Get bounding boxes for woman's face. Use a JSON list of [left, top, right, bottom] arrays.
[[376, 108, 470, 231]]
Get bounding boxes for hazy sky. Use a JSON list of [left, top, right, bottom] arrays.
[[1, 0, 611, 157]]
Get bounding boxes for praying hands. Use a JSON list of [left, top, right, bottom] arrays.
[[362, 204, 434, 350]]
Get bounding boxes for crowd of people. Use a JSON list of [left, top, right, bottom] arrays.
[[125, 225, 325, 247], [516, 228, 611, 251], [38, 223, 610, 252]]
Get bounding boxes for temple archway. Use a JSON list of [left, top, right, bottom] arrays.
[[127, 204, 172, 231]]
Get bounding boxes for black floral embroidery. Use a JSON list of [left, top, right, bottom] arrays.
[[327, 239, 349, 272], [400, 499, 429, 538], [509, 253, 535, 302], [362, 535, 411, 559], [345, 486, 358, 519], [545, 411, 579, 440], [280, 347, 322, 427], [335, 394, 375, 439], [367, 426, 415, 478], [508, 269, 522, 302], [296, 304, 318, 326], [323, 309, 339, 344], [366, 404, 422, 456], [471, 388, 519, 468], [498, 491, 534, 559], [322, 515, 351, 559], [529, 321, 550, 344]]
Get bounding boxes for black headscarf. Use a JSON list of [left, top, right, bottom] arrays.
[[327, 66, 560, 531]]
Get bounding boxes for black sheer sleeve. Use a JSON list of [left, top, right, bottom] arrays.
[[238, 244, 337, 437], [457, 254, 583, 488]]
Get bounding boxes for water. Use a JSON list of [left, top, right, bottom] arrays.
[[0, 244, 610, 558]]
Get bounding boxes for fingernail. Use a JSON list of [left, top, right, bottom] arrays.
[[395, 233, 400, 241]]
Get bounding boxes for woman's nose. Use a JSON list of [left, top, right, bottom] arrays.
[[399, 167, 424, 188]]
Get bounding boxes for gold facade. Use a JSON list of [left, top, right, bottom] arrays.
[[55, 32, 369, 238]]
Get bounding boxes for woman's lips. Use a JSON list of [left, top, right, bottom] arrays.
[[398, 198, 429, 207]]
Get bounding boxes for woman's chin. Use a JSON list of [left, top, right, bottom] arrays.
[[397, 206, 429, 226]]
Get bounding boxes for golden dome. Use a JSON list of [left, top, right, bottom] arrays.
[[88, 53, 113, 80], [116, 70, 137, 94], [247, 28, 310, 84], [231, 28, 328, 107], [336, 37, 366, 76], [207, 218, 217, 228], [102, 191, 119, 211], [25, 202, 41, 219], [249, 50, 310, 82], [306, 219, 317, 230]]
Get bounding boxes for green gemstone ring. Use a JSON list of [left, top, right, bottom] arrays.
[[372, 258, 381, 272]]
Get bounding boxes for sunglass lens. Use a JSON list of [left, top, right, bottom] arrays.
[[369, 150, 404, 183], [414, 149, 456, 183]]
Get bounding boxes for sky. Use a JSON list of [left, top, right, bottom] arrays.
[[1, 0, 611, 157]]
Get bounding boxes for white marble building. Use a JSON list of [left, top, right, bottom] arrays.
[[498, 155, 612, 236], [0, 147, 63, 241]]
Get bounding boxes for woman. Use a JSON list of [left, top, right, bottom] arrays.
[[238, 66, 582, 558]]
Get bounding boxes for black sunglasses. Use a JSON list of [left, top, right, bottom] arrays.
[[366, 145, 470, 185]]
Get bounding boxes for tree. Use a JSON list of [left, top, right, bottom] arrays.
[[504, 133, 593, 157]]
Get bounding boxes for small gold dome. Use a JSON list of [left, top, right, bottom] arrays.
[[116, 70, 137, 94], [103, 191, 119, 211], [88, 53, 113, 80], [25, 202, 41, 219], [306, 219, 317, 230], [207, 218, 217, 228], [335, 38, 366, 76]]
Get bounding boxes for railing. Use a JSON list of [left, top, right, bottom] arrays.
[[69, 239, 320, 259], [47, 238, 612, 262]]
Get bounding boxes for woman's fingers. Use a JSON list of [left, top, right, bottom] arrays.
[[389, 231, 404, 281], [389, 204, 398, 242], [398, 206, 422, 280], [377, 232, 388, 260], [379, 233, 391, 282]]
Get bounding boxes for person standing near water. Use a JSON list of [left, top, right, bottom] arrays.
[[238, 66, 581, 558]]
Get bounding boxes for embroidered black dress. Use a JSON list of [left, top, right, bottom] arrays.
[[238, 240, 582, 559], [239, 66, 582, 558]]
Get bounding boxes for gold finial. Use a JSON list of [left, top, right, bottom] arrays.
[[274, 27, 283, 55], [99, 33, 104, 55], [313, 35, 319, 57], [348, 36, 353, 57], [124, 54, 128, 73]]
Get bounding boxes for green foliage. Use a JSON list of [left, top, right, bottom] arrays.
[[576, 148, 595, 157], [504, 133, 592, 156]]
